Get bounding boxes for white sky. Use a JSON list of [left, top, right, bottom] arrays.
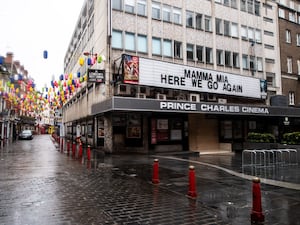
[[0, 0, 83, 91]]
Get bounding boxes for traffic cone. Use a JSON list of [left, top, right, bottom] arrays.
[[251, 177, 265, 224], [87, 145, 91, 161], [152, 159, 160, 184], [187, 165, 197, 199], [67, 140, 70, 155], [78, 143, 83, 160]]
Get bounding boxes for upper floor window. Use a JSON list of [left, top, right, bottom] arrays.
[[187, 44, 194, 60], [163, 39, 172, 57], [242, 54, 248, 69], [125, 32, 135, 51], [254, 1, 260, 16], [173, 8, 182, 24], [225, 51, 232, 67], [297, 34, 300, 46], [231, 23, 238, 37], [266, 72, 275, 87], [196, 14, 203, 30], [152, 2, 161, 20], [186, 11, 194, 28], [224, 20, 231, 36], [174, 41, 182, 58], [112, 30, 123, 49], [289, 91, 295, 105], [241, 0, 246, 11], [163, 5, 171, 22], [206, 47, 213, 64], [233, 52, 239, 68], [125, 0, 135, 13], [255, 29, 262, 43], [216, 18, 223, 35], [152, 37, 161, 55], [287, 57, 293, 73], [289, 12, 296, 22], [137, 34, 147, 53], [137, 0, 147, 16], [196, 45, 204, 62], [205, 16, 212, 32], [297, 59, 300, 75], [278, 8, 285, 18], [112, 0, 122, 10], [217, 49, 224, 65], [286, 30, 291, 43]]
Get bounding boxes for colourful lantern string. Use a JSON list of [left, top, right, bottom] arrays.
[[43, 50, 48, 59]]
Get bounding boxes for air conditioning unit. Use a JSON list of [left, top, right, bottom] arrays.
[[176, 93, 187, 101], [218, 98, 227, 104], [156, 93, 167, 100], [207, 93, 217, 101], [138, 86, 150, 96], [117, 84, 130, 95], [189, 94, 200, 102], [136, 93, 147, 99]]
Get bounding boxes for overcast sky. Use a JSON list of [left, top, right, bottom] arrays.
[[0, 0, 83, 91]]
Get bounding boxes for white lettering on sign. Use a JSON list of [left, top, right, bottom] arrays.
[[242, 107, 269, 114], [139, 58, 261, 98], [200, 104, 240, 113], [160, 102, 197, 111]]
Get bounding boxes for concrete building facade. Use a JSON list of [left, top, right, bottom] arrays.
[[62, 0, 300, 154]]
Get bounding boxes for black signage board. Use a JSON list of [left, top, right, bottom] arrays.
[[88, 69, 105, 83]]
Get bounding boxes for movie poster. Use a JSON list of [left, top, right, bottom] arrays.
[[123, 54, 139, 84]]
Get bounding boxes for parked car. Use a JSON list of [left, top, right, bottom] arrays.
[[18, 130, 33, 140]]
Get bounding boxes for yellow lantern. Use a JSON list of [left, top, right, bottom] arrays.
[[79, 57, 84, 66]]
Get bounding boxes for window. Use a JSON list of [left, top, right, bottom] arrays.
[[196, 14, 202, 30], [241, 26, 247, 39], [287, 57, 293, 73], [216, 18, 223, 34], [196, 45, 203, 62], [152, 37, 161, 55], [152, 2, 161, 20], [231, 0, 237, 8], [217, 49, 224, 65], [112, 30, 122, 49], [289, 12, 296, 22], [286, 30, 291, 43], [248, 27, 254, 41], [250, 56, 256, 73], [255, 29, 262, 43], [137, 35, 147, 53], [266, 72, 275, 87], [242, 54, 248, 69], [163, 39, 172, 57], [137, 0, 147, 16], [224, 20, 230, 36], [163, 5, 171, 22], [186, 11, 194, 28], [257, 57, 263, 71], [278, 8, 285, 18], [125, 0, 135, 13], [231, 23, 238, 37], [241, 0, 246, 11], [125, 32, 135, 51], [186, 44, 194, 60], [225, 51, 231, 66], [254, 1, 260, 15], [173, 8, 181, 24], [224, 0, 230, 6], [204, 16, 212, 32], [297, 59, 300, 75], [297, 34, 300, 46], [206, 47, 213, 64], [112, 0, 122, 10], [174, 41, 182, 58], [289, 92, 295, 105], [247, 0, 254, 13], [264, 30, 274, 36], [233, 52, 239, 67]]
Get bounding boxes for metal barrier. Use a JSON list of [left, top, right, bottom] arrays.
[[242, 149, 298, 169]]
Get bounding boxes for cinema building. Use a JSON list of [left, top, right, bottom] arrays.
[[62, 0, 300, 154]]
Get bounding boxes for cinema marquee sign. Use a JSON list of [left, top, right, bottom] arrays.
[[138, 58, 262, 99], [160, 102, 269, 115]]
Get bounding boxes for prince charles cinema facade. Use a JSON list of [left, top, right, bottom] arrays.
[[89, 54, 300, 154]]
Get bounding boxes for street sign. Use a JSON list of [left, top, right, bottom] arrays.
[[87, 69, 105, 83]]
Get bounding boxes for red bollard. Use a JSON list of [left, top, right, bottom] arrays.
[[187, 165, 197, 199], [72, 142, 76, 158], [67, 140, 70, 155], [78, 143, 83, 160], [60, 138, 64, 153], [87, 145, 91, 161], [152, 159, 160, 184], [251, 177, 265, 224]]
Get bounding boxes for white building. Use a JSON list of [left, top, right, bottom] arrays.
[[62, 0, 300, 154]]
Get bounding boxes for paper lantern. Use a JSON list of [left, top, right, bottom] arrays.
[[79, 57, 84, 66], [43, 50, 48, 59], [87, 58, 92, 65]]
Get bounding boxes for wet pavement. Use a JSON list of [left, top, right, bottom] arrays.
[[0, 135, 299, 225]]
